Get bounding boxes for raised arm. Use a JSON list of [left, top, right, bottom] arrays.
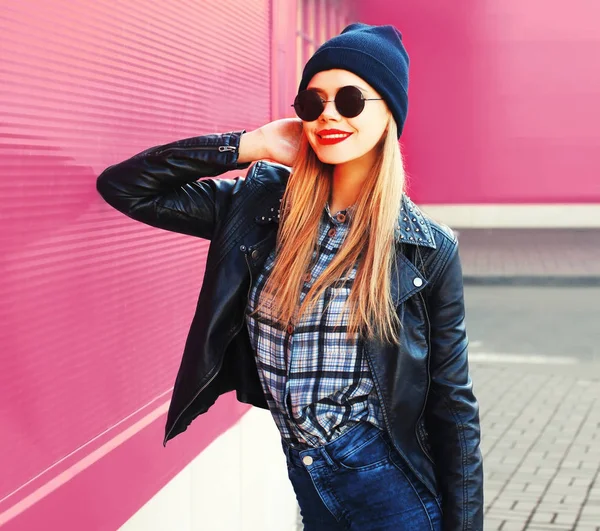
[[96, 121, 302, 239], [96, 131, 261, 240]]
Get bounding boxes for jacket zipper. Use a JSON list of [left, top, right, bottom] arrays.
[[154, 145, 237, 156], [163, 243, 253, 446]]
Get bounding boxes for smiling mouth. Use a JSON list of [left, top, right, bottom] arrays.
[[317, 132, 353, 145]]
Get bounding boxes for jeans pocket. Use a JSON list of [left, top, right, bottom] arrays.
[[329, 430, 391, 471]]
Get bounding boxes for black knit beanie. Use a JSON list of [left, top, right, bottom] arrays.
[[298, 23, 410, 138]]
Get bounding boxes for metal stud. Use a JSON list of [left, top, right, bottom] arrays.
[[406, 227, 411, 231], [261, 216, 265, 220], [415, 228, 420, 232]]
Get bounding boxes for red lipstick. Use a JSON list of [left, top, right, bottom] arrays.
[[316, 129, 353, 146]]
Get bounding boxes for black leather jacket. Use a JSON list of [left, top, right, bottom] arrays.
[[96, 131, 483, 530]]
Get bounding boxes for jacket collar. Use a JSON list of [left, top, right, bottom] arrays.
[[254, 193, 436, 249], [395, 195, 436, 249]]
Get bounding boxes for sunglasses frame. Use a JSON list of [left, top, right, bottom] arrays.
[[292, 85, 383, 122]]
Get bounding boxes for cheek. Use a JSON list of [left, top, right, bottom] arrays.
[[352, 118, 387, 149]]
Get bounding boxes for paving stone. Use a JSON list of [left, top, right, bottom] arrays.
[[500, 522, 526, 531], [554, 511, 580, 525], [527, 526, 575, 531], [471, 361, 600, 531], [482, 518, 505, 530]]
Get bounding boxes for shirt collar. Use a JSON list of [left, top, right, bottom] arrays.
[[325, 202, 357, 225]]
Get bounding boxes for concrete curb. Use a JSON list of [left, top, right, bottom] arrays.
[[463, 275, 600, 287]]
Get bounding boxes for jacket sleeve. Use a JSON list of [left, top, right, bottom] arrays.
[[425, 239, 484, 530], [96, 131, 250, 240]]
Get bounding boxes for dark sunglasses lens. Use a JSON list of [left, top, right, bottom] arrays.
[[293, 91, 323, 121], [335, 86, 365, 118]]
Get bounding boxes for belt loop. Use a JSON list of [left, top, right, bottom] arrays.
[[320, 446, 339, 471]]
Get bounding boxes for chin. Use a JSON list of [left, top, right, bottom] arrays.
[[312, 145, 359, 165], [316, 153, 353, 165]]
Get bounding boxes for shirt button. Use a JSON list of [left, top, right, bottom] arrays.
[[251, 249, 259, 260], [302, 456, 313, 466], [336, 213, 346, 223], [413, 277, 423, 287], [287, 324, 294, 334], [328, 228, 337, 238]]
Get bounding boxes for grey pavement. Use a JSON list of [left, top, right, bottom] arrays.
[[456, 229, 600, 285], [474, 360, 600, 531], [464, 285, 599, 363], [467, 285, 600, 530]]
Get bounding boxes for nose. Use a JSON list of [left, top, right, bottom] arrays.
[[320, 99, 341, 121]]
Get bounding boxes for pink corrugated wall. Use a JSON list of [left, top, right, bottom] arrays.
[[0, 1, 274, 529], [359, 0, 600, 204]]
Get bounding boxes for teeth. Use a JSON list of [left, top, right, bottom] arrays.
[[321, 134, 350, 139]]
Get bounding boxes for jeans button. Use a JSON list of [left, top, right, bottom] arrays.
[[302, 456, 313, 466]]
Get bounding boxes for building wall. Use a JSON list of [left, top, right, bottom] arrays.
[[0, 1, 361, 529], [0, 1, 286, 529], [359, 0, 600, 226], [118, 409, 298, 531]]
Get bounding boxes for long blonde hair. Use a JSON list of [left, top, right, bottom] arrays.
[[255, 118, 406, 344]]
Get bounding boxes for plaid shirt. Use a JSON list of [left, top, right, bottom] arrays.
[[245, 204, 383, 447]]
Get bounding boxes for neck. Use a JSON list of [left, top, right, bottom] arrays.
[[329, 151, 376, 213]]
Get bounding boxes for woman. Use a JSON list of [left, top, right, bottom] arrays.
[[97, 23, 483, 531]]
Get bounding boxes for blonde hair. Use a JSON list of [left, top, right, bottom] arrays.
[[254, 118, 406, 344]]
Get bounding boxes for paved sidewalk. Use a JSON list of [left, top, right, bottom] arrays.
[[473, 360, 600, 531], [456, 229, 600, 285]]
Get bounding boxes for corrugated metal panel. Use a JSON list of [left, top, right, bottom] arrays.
[[0, 0, 270, 528]]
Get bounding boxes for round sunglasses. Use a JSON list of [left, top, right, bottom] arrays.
[[292, 85, 383, 122]]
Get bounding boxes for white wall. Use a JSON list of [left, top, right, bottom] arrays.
[[118, 409, 299, 531], [420, 204, 600, 228]]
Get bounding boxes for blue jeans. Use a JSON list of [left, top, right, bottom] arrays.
[[282, 422, 442, 530]]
